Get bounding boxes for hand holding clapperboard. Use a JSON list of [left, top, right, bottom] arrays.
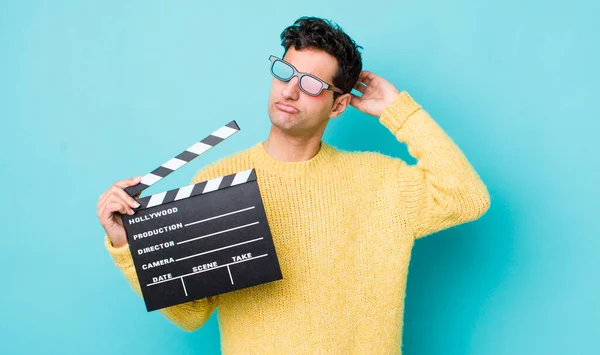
[[119, 121, 282, 311]]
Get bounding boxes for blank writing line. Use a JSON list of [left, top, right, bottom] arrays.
[[175, 237, 264, 262], [146, 254, 269, 286], [184, 206, 255, 227], [177, 221, 259, 245]]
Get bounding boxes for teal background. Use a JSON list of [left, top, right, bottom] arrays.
[[1, 0, 598, 354]]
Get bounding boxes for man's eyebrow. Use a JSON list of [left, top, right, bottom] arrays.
[[286, 59, 331, 82], [298, 66, 326, 80]]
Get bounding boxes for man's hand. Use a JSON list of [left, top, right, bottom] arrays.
[[349, 71, 400, 118], [97, 176, 143, 248]]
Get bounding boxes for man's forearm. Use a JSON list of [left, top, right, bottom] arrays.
[[380, 92, 491, 238]]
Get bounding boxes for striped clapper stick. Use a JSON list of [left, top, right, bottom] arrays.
[[124, 120, 240, 198]]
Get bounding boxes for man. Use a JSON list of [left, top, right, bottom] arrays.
[[98, 16, 490, 354]]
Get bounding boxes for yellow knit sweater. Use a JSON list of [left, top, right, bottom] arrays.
[[105, 91, 490, 354]]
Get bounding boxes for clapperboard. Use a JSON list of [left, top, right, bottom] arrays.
[[121, 121, 282, 311]]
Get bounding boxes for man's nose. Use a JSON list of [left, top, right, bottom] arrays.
[[281, 76, 300, 100]]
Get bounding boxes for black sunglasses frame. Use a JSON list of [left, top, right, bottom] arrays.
[[269, 55, 345, 97]]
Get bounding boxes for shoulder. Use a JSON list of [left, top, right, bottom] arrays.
[[326, 145, 415, 195], [330, 144, 406, 170], [327, 144, 411, 184]]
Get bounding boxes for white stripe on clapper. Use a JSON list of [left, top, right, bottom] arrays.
[[203, 176, 223, 193], [212, 126, 238, 139], [187, 142, 212, 155], [141, 173, 162, 186], [147, 191, 167, 208], [162, 157, 187, 171], [231, 169, 252, 186], [175, 184, 194, 201]]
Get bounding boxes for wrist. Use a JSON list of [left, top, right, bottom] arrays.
[[111, 239, 127, 248], [104, 235, 134, 268], [107, 234, 128, 249], [383, 90, 401, 110], [378, 91, 422, 133]]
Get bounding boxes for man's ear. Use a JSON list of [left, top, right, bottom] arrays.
[[329, 93, 352, 119]]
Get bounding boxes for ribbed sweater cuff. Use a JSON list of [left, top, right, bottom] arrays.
[[379, 91, 422, 134], [104, 235, 134, 268]]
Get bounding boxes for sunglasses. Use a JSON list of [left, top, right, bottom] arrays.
[[269, 55, 345, 97]]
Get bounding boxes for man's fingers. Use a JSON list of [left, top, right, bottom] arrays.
[[111, 186, 141, 209], [98, 193, 134, 219], [358, 71, 376, 86], [350, 94, 362, 109], [98, 202, 118, 222], [98, 176, 142, 207], [98, 203, 121, 221], [354, 82, 367, 94], [98, 189, 138, 218], [97, 186, 117, 209], [97, 191, 107, 209], [356, 71, 368, 83], [103, 199, 133, 218], [114, 176, 143, 189]]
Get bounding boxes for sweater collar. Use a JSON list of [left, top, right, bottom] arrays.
[[250, 140, 336, 177]]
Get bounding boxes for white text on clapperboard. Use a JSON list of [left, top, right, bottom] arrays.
[[131, 205, 260, 284]]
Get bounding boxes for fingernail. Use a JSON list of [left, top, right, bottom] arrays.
[[134, 202, 140, 208]]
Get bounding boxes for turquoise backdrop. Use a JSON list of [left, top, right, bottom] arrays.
[[1, 0, 598, 354]]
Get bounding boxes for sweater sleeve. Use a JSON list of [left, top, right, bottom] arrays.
[[379, 91, 491, 239], [103, 174, 219, 331]]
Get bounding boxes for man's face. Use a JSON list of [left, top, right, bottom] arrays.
[[267, 47, 343, 137]]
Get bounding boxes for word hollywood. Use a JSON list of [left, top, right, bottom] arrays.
[[128, 207, 179, 225]]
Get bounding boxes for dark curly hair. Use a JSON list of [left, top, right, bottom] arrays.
[[280, 16, 363, 101]]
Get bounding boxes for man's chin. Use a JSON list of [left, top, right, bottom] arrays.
[[269, 111, 297, 126], [273, 121, 299, 133], [270, 117, 305, 135]]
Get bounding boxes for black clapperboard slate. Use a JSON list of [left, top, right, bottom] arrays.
[[120, 121, 282, 311]]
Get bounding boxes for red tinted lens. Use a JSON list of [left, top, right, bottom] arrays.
[[300, 75, 324, 95]]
